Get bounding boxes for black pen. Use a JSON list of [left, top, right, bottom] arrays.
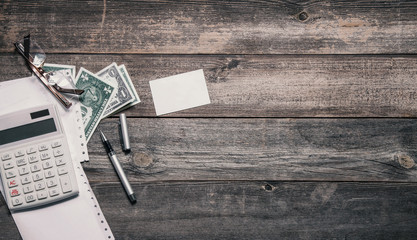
[[100, 130, 136, 204]]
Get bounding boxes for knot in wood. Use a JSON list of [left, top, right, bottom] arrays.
[[396, 154, 415, 169], [132, 152, 153, 168], [298, 11, 309, 22], [263, 183, 274, 192]]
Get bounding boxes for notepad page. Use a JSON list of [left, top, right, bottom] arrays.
[[149, 69, 211, 115]]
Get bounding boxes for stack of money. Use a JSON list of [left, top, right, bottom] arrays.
[[43, 63, 141, 143]]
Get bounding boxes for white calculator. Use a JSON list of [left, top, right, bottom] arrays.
[[0, 105, 79, 211]]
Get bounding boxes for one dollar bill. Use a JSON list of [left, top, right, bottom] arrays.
[[97, 63, 135, 118], [116, 64, 141, 112], [75, 67, 116, 142]]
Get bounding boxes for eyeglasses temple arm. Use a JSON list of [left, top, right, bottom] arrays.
[[14, 42, 73, 109]]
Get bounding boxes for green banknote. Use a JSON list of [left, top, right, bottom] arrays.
[[116, 64, 141, 113], [42, 63, 76, 80], [97, 63, 135, 117], [75, 67, 116, 142]]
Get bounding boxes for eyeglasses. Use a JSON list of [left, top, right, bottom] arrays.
[[14, 35, 84, 108]]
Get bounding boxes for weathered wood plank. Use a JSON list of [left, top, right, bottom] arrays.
[[1, 1, 417, 54], [2, 53, 417, 117], [73, 181, 417, 239], [1, 1, 416, 240], [83, 118, 417, 183], [0, 198, 19, 240], [2, 181, 417, 239]]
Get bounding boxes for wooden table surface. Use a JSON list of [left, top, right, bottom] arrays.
[[1, 1, 417, 239]]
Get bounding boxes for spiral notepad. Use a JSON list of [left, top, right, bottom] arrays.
[[0, 76, 114, 240]]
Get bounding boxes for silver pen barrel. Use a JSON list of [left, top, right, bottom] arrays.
[[108, 153, 135, 198]]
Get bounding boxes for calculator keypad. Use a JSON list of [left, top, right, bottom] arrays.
[[1, 138, 79, 211]]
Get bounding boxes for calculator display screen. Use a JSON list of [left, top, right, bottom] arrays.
[[0, 118, 57, 146]]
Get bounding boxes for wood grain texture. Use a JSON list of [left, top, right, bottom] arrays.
[[83, 118, 417, 182], [0, 197, 19, 240], [48, 181, 417, 239], [1, 1, 417, 239], [2, 53, 417, 117], [1, 181, 417, 240], [1, 0, 417, 54]]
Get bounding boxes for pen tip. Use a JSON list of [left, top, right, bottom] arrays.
[[129, 193, 137, 204]]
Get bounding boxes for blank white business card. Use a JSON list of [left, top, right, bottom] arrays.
[[149, 69, 211, 116]]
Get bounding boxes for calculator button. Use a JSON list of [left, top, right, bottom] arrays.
[[32, 173, 43, 182], [21, 176, 32, 185], [45, 169, 55, 178], [10, 188, 21, 197], [35, 181, 46, 191], [40, 151, 51, 160], [55, 157, 66, 166], [7, 179, 18, 188], [25, 194, 36, 203], [53, 148, 64, 157], [57, 167, 68, 175], [5, 170, 16, 179], [46, 178, 58, 188], [38, 144, 49, 152], [1, 153, 12, 161], [49, 188, 60, 197], [42, 160, 53, 169], [51, 141, 62, 148], [4, 161, 14, 170], [19, 166, 30, 176], [12, 196, 24, 206], [28, 154, 39, 163], [60, 175, 72, 193], [37, 191, 48, 200], [16, 157, 27, 166], [14, 150, 25, 157], [30, 163, 41, 173], [26, 147, 37, 154], [23, 184, 34, 193]]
